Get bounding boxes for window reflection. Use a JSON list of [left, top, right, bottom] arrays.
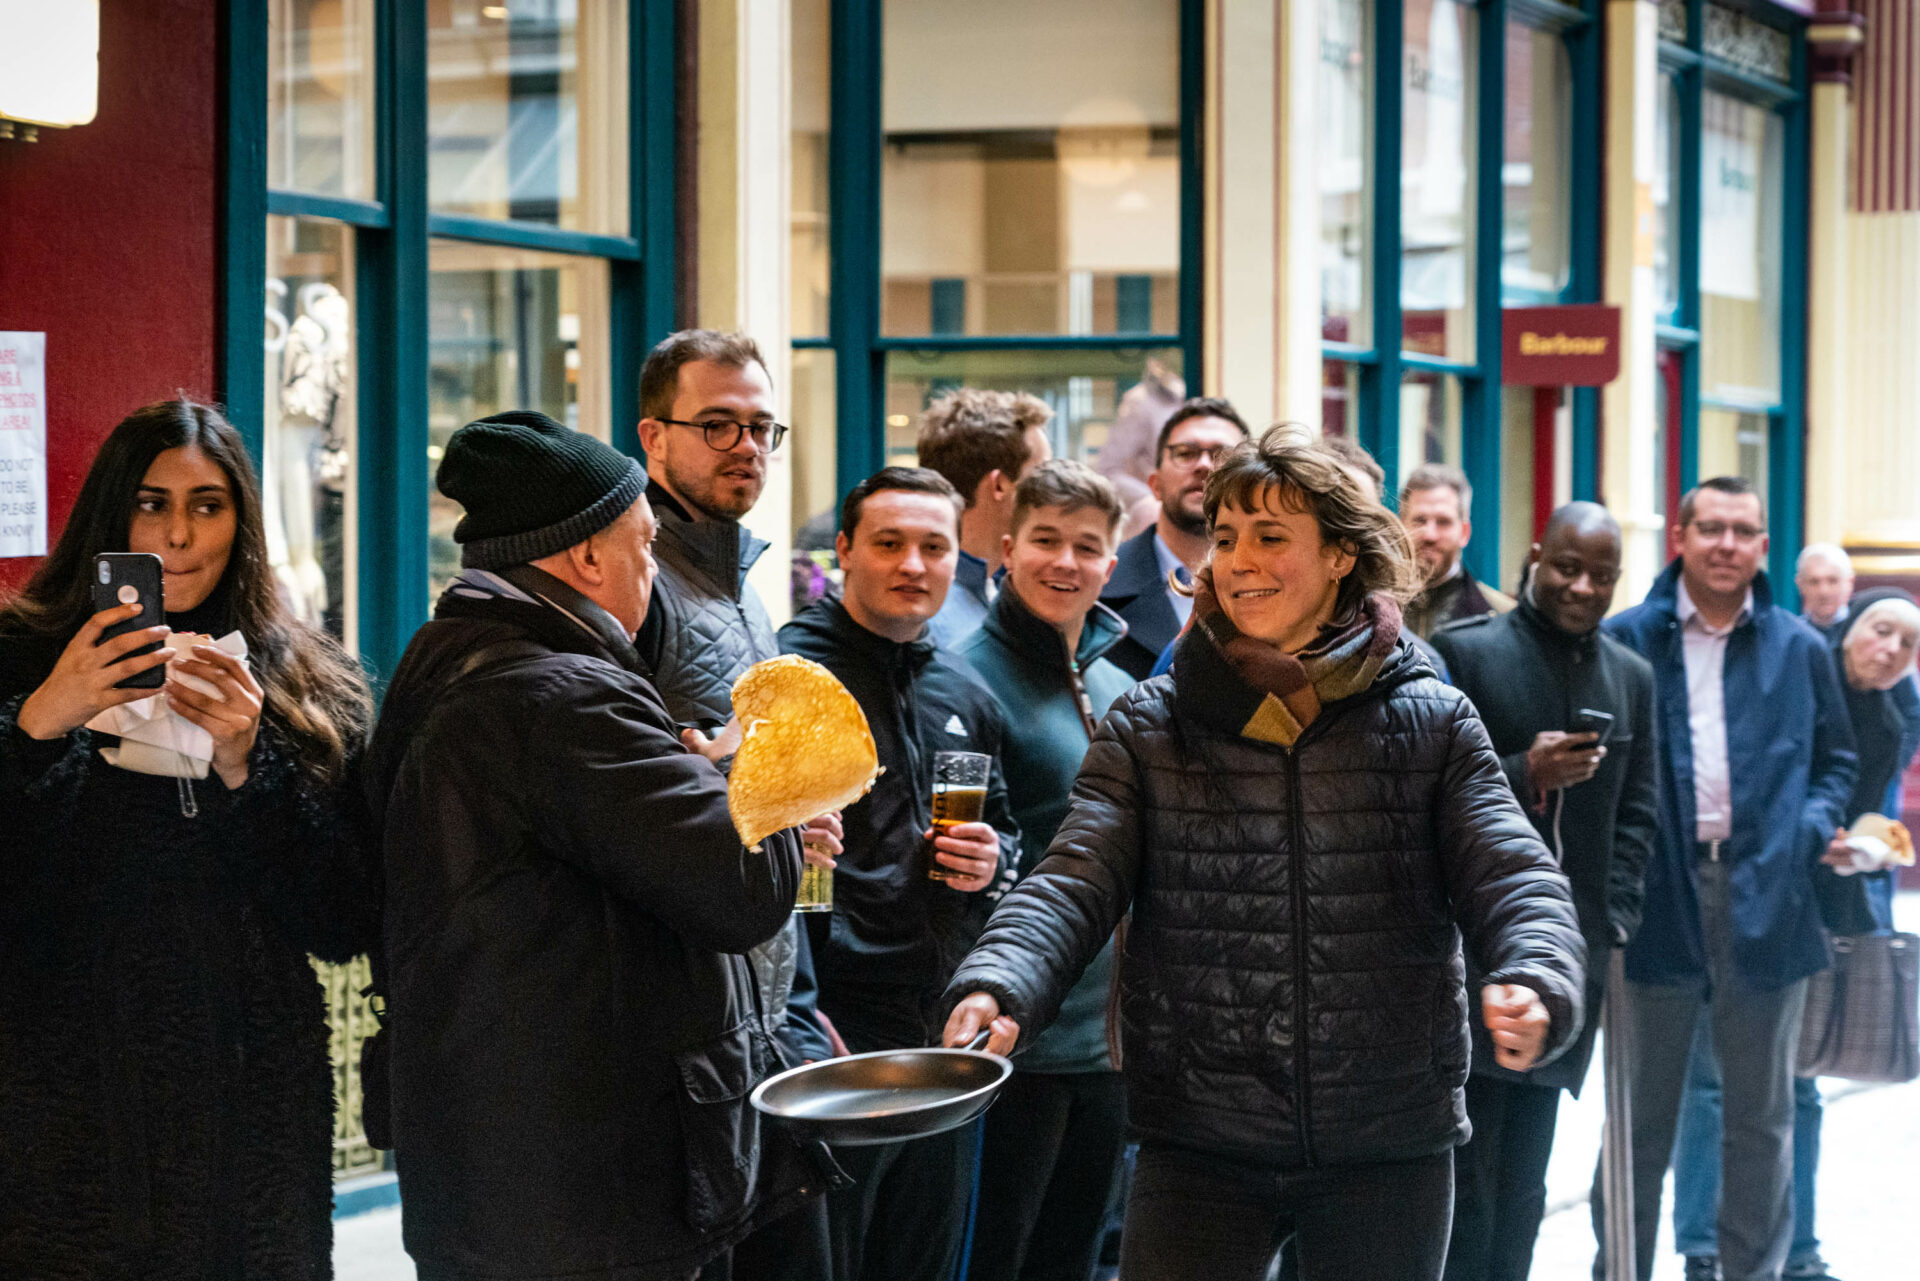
[[1320, 0, 1370, 346], [1399, 371, 1464, 494], [265, 216, 358, 645], [1502, 23, 1571, 295], [1698, 93, 1783, 403], [886, 348, 1183, 529], [427, 242, 610, 596], [1402, 0, 1475, 361], [427, 0, 628, 233], [879, 0, 1181, 337], [793, 0, 831, 338], [1699, 406, 1769, 494], [269, 0, 377, 199]]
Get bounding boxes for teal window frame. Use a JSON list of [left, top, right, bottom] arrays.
[[1656, 0, 1808, 607], [810, 0, 1206, 498], [1322, 0, 1606, 589], [219, 3, 677, 678]]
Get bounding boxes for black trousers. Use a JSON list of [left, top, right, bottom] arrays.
[[704, 1194, 833, 1281], [966, 1070, 1128, 1281], [1444, 1075, 1562, 1281], [827, 1121, 977, 1281], [1117, 1142, 1454, 1281]]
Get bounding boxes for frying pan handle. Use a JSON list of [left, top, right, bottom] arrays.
[[963, 1030, 991, 1052]]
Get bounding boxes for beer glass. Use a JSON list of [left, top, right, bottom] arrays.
[[929, 751, 990, 881], [795, 855, 834, 913]]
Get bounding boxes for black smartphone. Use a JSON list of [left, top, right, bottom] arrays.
[[1570, 707, 1615, 746], [91, 552, 166, 690]]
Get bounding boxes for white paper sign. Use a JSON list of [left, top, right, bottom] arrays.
[[0, 332, 48, 557]]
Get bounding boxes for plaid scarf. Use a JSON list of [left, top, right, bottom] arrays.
[[1187, 567, 1403, 746]]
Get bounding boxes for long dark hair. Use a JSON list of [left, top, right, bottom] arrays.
[[0, 399, 371, 784]]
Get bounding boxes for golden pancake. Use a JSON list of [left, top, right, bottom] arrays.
[[1850, 812, 1915, 867], [729, 655, 883, 850]]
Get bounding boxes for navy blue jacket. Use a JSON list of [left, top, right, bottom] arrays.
[[1602, 562, 1856, 990], [1099, 527, 1183, 680]]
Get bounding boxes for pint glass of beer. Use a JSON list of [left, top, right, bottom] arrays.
[[929, 751, 990, 881], [794, 858, 834, 913]]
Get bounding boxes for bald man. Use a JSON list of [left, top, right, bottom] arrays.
[[1430, 504, 1658, 1281]]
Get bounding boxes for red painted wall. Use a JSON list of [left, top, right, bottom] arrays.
[[0, 0, 220, 591]]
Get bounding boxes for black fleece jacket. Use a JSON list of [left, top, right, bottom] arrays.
[[778, 598, 1021, 1052]]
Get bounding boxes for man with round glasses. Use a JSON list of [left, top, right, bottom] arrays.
[[1098, 395, 1249, 679], [635, 328, 841, 1278]]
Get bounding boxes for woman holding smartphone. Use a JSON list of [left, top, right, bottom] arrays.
[[0, 399, 375, 1279], [943, 429, 1586, 1281]]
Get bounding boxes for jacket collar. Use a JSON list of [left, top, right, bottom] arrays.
[[1643, 557, 1775, 623], [434, 564, 643, 673], [952, 549, 992, 606], [981, 580, 1128, 670], [647, 479, 770, 599], [805, 596, 939, 677], [1512, 590, 1600, 659]]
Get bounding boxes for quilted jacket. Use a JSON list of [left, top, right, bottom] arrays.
[[635, 484, 830, 1064], [945, 622, 1587, 1170]]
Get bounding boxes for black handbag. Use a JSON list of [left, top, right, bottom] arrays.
[[1796, 932, 1920, 1083]]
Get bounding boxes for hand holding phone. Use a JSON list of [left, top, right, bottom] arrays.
[[14, 601, 177, 741]]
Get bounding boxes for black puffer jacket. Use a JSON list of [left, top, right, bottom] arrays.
[[946, 626, 1586, 1170]]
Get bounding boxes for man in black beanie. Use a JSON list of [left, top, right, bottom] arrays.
[[366, 410, 827, 1281]]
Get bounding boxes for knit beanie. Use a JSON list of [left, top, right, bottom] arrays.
[[437, 410, 647, 570]]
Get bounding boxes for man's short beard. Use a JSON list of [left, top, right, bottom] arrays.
[[1165, 502, 1208, 538], [672, 464, 759, 521]]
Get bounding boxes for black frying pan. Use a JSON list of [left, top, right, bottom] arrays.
[[749, 1032, 1010, 1146]]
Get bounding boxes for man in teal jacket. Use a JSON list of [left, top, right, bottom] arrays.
[[956, 460, 1135, 1281], [1593, 476, 1856, 1281]]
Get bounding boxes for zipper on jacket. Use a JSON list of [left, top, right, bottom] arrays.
[[1063, 634, 1099, 740], [1284, 749, 1318, 1167]]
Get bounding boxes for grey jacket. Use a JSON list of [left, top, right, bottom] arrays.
[[636, 486, 830, 1064]]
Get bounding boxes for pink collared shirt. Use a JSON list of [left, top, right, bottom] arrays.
[[1676, 578, 1754, 842]]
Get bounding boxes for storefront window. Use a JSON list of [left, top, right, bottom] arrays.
[[265, 216, 357, 645], [1402, 0, 1475, 361], [426, 243, 610, 595], [789, 348, 842, 608], [427, 0, 629, 234], [1502, 22, 1571, 295], [269, 0, 377, 199], [792, 0, 831, 339], [1654, 76, 1682, 317], [878, 0, 1181, 337], [1698, 92, 1783, 404], [1320, 0, 1370, 346], [1322, 360, 1361, 440], [1699, 405, 1768, 492], [1398, 370, 1464, 493], [885, 347, 1183, 512]]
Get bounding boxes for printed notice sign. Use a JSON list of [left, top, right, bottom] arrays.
[[0, 332, 48, 557]]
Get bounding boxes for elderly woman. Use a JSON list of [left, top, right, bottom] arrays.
[[942, 428, 1586, 1281], [1669, 588, 1920, 1281]]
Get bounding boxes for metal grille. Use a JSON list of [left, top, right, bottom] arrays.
[[317, 957, 385, 1178]]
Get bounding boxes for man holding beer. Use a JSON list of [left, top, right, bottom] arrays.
[[778, 466, 1021, 1281]]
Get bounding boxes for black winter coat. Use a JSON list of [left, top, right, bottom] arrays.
[[1431, 599, 1658, 1090], [0, 632, 376, 1281], [370, 577, 815, 1281], [779, 599, 1021, 1052], [945, 627, 1586, 1171]]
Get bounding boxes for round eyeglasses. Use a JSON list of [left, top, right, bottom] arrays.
[[657, 417, 789, 453]]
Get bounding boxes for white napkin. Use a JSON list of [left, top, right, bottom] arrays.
[[85, 630, 249, 779], [1836, 835, 1894, 877]]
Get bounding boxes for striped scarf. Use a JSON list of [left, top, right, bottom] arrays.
[[1188, 567, 1403, 746]]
